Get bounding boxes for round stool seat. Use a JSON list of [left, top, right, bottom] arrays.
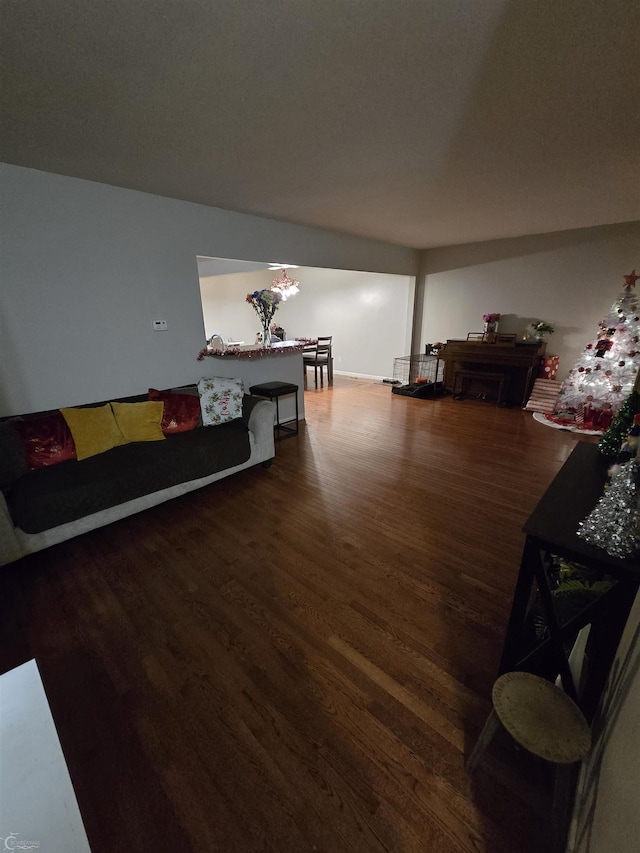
[[492, 672, 591, 764]]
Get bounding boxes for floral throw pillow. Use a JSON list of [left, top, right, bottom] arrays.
[[197, 376, 244, 426]]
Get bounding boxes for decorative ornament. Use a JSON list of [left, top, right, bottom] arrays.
[[196, 339, 314, 361], [577, 459, 640, 558], [595, 339, 613, 357], [623, 269, 639, 290]]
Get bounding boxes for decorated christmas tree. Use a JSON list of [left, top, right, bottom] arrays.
[[549, 270, 640, 431], [599, 393, 640, 457]]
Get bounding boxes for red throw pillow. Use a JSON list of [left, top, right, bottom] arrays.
[[12, 411, 77, 469], [148, 388, 201, 435]]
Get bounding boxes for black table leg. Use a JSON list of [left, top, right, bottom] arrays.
[[499, 536, 538, 674]]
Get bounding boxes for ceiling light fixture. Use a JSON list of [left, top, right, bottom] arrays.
[[271, 268, 300, 301]]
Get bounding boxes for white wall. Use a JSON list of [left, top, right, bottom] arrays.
[[569, 590, 640, 853], [0, 163, 418, 416], [3, 162, 637, 415], [200, 267, 415, 380], [419, 223, 640, 380], [200, 270, 270, 344]]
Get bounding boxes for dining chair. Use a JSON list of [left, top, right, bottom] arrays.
[[303, 336, 333, 388]]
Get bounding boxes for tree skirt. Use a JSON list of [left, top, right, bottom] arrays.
[[532, 411, 604, 436]]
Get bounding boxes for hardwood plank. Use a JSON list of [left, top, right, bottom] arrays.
[[0, 377, 590, 852]]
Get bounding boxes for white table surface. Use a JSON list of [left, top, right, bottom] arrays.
[[0, 659, 91, 852]]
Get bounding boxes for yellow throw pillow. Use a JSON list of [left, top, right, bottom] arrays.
[[60, 403, 125, 460], [110, 401, 165, 444]]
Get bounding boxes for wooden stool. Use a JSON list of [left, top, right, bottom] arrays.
[[466, 672, 591, 851]]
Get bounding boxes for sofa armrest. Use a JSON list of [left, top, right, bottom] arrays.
[[0, 490, 24, 565], [242, 393, 263, 426], [247, 399, 276, 461]]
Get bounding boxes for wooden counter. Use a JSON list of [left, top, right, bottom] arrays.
[[198, 341, 306, 424]]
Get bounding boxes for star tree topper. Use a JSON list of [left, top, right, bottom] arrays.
[[623, 269, 639, 291]]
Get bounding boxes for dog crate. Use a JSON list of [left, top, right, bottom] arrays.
[[391, 354, 444, 398]]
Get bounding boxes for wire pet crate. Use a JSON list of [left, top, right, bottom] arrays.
[[393, 354, 441, 385], [391, 354, 444, 397]]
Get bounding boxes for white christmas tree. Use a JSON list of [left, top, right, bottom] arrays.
[[552, 270, 640, 429]]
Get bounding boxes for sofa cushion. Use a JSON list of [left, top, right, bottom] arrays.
[[111, 401, 165, 443], [148, 388, 201, 434], [0, 421, 30, 486], [6, 419, 251, 534], [11, 411, 77, 470], [198, 376, 244, 426], [60, 403, 125, 460]]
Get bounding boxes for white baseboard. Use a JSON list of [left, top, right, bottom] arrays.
[[332, 370, 387, 381]]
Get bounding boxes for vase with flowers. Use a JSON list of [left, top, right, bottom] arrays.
[[483, 312, 501, 341], [530, 319, 555, 343], [246, 289, 283, 349]]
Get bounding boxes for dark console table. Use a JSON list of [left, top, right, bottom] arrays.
[[499, 441, 640, 722]]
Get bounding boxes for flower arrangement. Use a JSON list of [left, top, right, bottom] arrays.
[[246, 289, 282, 346], [246, 289, 282, 325], [483, 313, 501, 323], [530, 320, 555, 336]]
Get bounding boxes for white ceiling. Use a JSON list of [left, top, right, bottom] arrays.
[[2, 0, 638, 249]]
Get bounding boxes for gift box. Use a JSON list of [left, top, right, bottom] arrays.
[[539, 355, 559, 380]]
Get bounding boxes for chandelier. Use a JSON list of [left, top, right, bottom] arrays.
[[271, 268, 300, 301]]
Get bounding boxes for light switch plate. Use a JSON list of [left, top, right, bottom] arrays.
[[152, 320, 168, 331]]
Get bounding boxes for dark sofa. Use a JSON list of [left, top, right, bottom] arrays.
[[0, 388, 276, 565]]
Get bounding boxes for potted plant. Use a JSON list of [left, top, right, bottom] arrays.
[[483, 312, 501, 341], [530, 320, 555, 342]]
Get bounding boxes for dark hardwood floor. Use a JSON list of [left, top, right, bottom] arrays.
[[0, 376, 593, 852]]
